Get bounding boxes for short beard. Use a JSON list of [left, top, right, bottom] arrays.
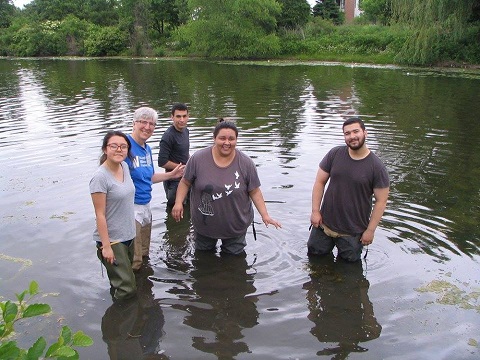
[[347, 137, 365, 150]]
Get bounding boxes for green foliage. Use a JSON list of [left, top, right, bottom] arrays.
[[175, 18, 281, 58], [360, 0, 392, 25], [173, 0, 282, 59], [0, 281, 93, 360], [294, 23, 407, 60], [0, 0, 16, 28], [312, 0, 345, 25], [8, 21, 64, 56], [391, 0, 480, 65], [24, 0, 83, 22], [304, 15, 337, 37], [2, 16, 91, 56], [150, 0, 181, 35], [22, 0, 117, 26], [83, 0, 119, 26], [1, 0, 478, 66], [279, 28, 309, 54], [276, 0, 312, 29], [84, 25, 128, 56], [57, 15, 90, 55]]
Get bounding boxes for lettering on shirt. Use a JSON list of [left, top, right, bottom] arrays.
[[132, 155, 152, 169]]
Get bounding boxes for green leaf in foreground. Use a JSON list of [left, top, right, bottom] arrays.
[[26, 336, 47, 359], [16, 290, 28, 303], [0, 341, 21, 359], [60, 326, 72, 344], [22, 303, 51, 318], [45, 342, 62, 357], [3, 301, 18, 323], [50, 345, 76, 358], [1, 282, 93, 359], [72, 331, 94, 347], [29, 281, 39, 296]]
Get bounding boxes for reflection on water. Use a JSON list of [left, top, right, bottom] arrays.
[[1, 59, 479, 359], [181, 253, 257, 358], [101, 265, 166, 359], [304, 255, 381, 359], [158, 206, 194, 274]]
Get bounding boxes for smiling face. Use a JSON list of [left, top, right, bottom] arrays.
[[132, 117, 156, 143], [214, 128, 237, 157], [104, 135, 129, 163], [343, 122, 367, 150]]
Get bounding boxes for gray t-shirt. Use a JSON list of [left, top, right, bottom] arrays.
[[184, 147, 261, 239], [89, 162, 136, 243], [320, 146, 389, 234]]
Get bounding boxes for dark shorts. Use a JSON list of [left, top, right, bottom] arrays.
[[194, 232, 247, 255], [307, 226, 363, 262]]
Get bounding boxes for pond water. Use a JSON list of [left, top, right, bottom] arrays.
[[1, 58, 479, 360]]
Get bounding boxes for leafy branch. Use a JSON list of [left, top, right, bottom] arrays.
[[0, 281, 93, 360]]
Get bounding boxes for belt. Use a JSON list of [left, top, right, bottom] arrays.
[[321, 224, 351, 238]]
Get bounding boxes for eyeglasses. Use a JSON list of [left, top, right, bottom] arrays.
[[135, 120, 156, 127], [107, 144, 128, 151]]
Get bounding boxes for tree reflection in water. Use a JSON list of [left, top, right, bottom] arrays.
[[303, 255, 382, 359]]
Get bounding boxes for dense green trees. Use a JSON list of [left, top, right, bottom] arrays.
[[0, 0, 478, 66], [0, 0, 16, 28], [277, 0, 311, 29], [312, 0, 344, 25], [360, 0, 392, 25], [175, 0, 282, 58], [151, 0, 182, 35], [391, 0, 480, 65]]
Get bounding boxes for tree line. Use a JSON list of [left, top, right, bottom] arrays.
[[0, 0, 479, 66]]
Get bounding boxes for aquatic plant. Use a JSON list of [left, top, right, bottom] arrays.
[[0, 281, 93, 360]]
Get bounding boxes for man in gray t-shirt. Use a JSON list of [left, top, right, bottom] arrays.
[[308, 117, 390, 262]]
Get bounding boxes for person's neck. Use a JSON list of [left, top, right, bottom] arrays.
[[348, 145, 370, 160], [212, 147, 235, 167], [131, 133, 145, 147], [104, 159, 122, 172], [104, 159, 124, 181]]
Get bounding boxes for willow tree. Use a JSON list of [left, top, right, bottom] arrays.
[[392, 0, 480, 65], [174, 0, 281, 59]]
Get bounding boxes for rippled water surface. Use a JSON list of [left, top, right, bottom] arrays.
[[1, 58, 480, 359]]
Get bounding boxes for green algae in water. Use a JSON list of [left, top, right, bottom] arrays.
[[0, 253, 32, 271], [416, 280, 480, 312], [50, 211, 75, 221]]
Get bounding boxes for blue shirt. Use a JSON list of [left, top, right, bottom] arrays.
[[125, 135, 154, 205]]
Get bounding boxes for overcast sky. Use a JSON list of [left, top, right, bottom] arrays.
[[12, 0, 317, 9], [12, 0, 31, 8]]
